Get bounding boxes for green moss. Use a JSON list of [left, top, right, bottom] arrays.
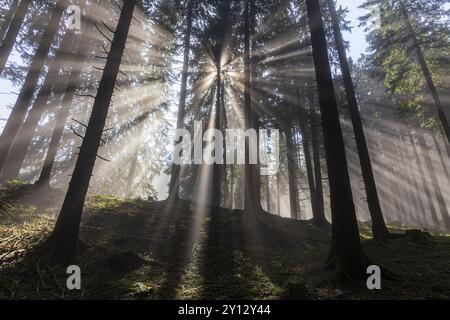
[[85, 194, 149, 216], [86, 195, 128, 213]]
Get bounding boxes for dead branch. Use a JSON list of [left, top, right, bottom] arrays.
[[75, 93, 96, 99], [101, 43, 109, 55], [96, 155, 111, 162], [71, 118, 88, 129], [70, 125, 85, 140], [94, 22, 113, 43], [102, 20, 116, 34]]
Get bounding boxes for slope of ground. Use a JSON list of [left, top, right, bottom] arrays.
[[0, 184, 449, 300]]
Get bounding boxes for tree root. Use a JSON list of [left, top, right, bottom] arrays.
[[324, 252, 402, 284]]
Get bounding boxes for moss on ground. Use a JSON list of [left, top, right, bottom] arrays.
[[0, 185, 449, 300]]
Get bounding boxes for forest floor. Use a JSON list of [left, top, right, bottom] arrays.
[[0, 181, 450, 300]]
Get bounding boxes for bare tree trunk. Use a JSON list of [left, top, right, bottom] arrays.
[[126, 124, 144, 197], [243, 0, 254, 213], [306, 0, 364, 279], [265, 175, 270, 212], [299, 111, 321, 224], [168, 0, 194, 201], [276, 170, 281, 215], [398, 134, 425, 226], [46, 0, 136, 264], [0, 0, 31, 75], [309, 94, 327, 225], [229, 163, 235, 208], [243, 0, 260, 214], [0, 0, 68, 177], [211, 61, 222, 207], [249, 0, 261, 212], [221, 81, 228, 205], [0, 0, 20, 42], [327, 0, 390, 240], [408, 131, 440, 229], [432, 135, 450, 183], [285, 126, 300, 219], [37, 7, 91, 188], [1, 28, 77, 181], [416, 133, 450, 230]]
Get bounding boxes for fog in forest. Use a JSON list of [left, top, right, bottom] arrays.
[[0, 0, 449, 300]]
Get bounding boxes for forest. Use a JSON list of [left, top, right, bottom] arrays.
[[0, 0, 449, 301]]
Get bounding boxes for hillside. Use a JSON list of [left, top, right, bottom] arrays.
[[0, 184, 449, 300]]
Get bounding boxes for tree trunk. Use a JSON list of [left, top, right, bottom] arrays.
[[416, 133, 450, 230], [432, 135, 450, 184], [327, 0, 390, 240], [243, 0, 257, 214], [299, 111, 320, 224], [168, 0, 193, 202], [0, 0, 20, 42], [37, 7, 91, 188], [249, 0, 261, 212], [262, 134, 270, 212], [398, 134, 425, 226], [0, 0, 31, 75], [229, 162, 235, 208], [408, 131, 440, 229], [1, 28, 77, 181], [265, 175, 270, 212], [285, 126, 300, 219], [309, 92, 327, 225], [276, 170, 281, 215], [211, 61, 222, 207], [209, 1, 230, 208], [0, 0, 68, 177], [221, 80, 228, 205], [46, 0, 136, 264], [126, 124, 144, 197], [305, 0, 365, 279]]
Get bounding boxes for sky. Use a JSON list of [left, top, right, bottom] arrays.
[[0, 0, 370, 132], [337, 0, 369, 60]]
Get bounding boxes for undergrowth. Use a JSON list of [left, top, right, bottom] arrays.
[[0, 183, 449, 300]]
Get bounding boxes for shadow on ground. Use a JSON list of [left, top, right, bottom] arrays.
[[0, 187, 450, 300]]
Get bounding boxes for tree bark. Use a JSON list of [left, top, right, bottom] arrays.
[[0, 0, 31, 75], [46, 0, 136, 264], [0, 0, 68, 176], [306, 0, 365, 279]]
